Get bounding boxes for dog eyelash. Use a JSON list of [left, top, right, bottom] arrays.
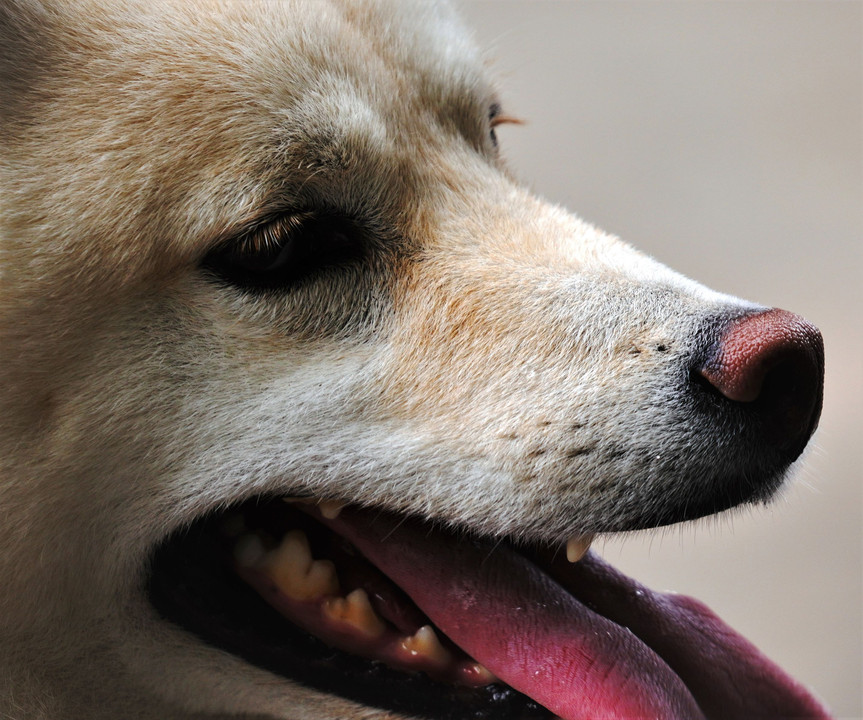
[[202, 212, 362, 290], [489, 111, 524, 129], [488, 103, 523, 147], [235, 213, 309, 258]]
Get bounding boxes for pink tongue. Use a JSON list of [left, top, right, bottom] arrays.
[[543, 549, 831, 719], [326, 509, 704, 720], [323, 507, 830, 720]]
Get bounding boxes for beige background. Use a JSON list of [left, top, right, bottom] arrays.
[[460, 2, 862, 717]]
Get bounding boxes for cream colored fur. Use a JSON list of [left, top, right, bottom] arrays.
[[1, 1, 762, 718]]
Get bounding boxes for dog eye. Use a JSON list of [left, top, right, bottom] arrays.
[[488, 103, 502, 147], [203, 213, 362, 289]]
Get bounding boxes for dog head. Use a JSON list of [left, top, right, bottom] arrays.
[[0, 1, 825, 718]]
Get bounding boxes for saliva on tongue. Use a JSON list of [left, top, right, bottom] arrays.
[[317, 506, 830, 720]]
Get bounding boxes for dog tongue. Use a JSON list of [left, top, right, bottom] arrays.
[[324, 507, 830, 720]]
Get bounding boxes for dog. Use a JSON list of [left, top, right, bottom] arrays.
[[0, 1, 830, 718]]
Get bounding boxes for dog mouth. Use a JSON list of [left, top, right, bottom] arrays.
[[148, 496, 827, 720]]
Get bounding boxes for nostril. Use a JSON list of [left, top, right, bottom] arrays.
[[696, 308, 825, 454], [698, 309, 823, 403], [698, 309, 823, 404]]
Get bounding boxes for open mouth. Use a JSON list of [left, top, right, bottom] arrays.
[[148, 496, 828, 720]]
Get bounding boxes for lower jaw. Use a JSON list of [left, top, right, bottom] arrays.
[[146, 494, 828, 720], [147, 496, 556, 719]]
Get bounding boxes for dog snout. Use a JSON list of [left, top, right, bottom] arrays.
[[695, 308, 824, 461]]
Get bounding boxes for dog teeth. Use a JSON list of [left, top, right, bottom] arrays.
[[464, 662, 498, 685], [280, 495, 345, 519], [304, 559, 340, 599], [264, 529, 340, 600], [323, 588, 386, 638], [565, 534, 594, 563], [318, 499, 345, 520], [400, 625, 452, 666]]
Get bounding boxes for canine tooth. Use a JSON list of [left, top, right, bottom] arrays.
[[323, 589, 386, 638], [280, 496, 344, 519], [318, 499, 344, 520], [566, 534, 594, 563], [400, 625, 451, 665]]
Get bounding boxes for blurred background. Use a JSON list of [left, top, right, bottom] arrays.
[[460, 2, 861, 716]]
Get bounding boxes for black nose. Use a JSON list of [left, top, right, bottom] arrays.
[[696, 308, 824, 461]]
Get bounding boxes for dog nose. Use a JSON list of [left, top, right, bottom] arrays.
[[696, 308, 824, 457]]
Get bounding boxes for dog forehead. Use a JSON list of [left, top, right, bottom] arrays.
[[0, 0, 491, 281], [3, 0, 483, 121]]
